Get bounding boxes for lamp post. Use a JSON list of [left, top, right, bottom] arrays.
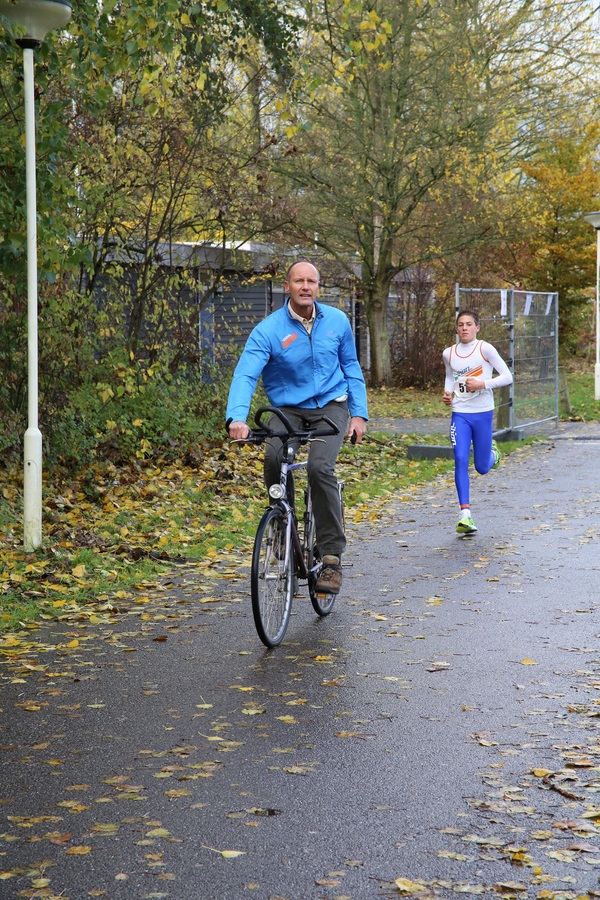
[[583, 210, 600, 402], [0, 0, 72, 551]]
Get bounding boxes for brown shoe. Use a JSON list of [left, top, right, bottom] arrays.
[[315, 556, 342, 594]]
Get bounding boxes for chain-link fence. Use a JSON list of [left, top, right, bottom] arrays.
[[455, 285, 559, 436]]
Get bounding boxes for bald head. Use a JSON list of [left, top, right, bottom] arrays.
[[285, 260, 320, 283]]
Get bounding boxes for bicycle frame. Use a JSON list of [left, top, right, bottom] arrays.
[[270, 446, 312, 581]]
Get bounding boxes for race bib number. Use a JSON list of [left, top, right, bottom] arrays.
[[454, 375, 480, 400]]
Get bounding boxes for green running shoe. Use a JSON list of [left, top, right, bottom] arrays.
[[456, 514, 477, 534], [491, 439, 501, 469]]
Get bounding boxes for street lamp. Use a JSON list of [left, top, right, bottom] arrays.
[[583, 210, 600, 402], [0, 0, 72, 551]]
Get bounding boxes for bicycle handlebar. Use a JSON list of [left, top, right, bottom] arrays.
[[241, 405, 340, 445], [255, 406, 296, 434]]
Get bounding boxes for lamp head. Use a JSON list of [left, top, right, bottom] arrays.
[[0, 0, 72, 47], [584, 211, 600, 231]]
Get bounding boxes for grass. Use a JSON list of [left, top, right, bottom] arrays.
[[367, 385, 443, 418], [562, 367, 600, 422], [0, 373, 579, 635], [368, 368, 600, 423]]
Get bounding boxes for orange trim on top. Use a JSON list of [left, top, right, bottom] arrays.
[[454, 339, 482, 360], [282, 332, 298, 349], [467, 365, 484, 378]]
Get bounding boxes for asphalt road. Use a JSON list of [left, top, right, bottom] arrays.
[[1, 424, 600, 900]]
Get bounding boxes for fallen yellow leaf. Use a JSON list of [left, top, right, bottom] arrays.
[[394, 877, 428, 892], [202, 845, 246, 858]]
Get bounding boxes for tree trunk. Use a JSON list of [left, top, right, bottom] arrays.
[[365, 287, 392, 386]]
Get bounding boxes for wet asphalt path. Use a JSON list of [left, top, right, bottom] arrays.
[[1, 425, 600, 899]]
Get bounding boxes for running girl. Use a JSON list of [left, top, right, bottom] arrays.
[[442, 309, 513, 534]]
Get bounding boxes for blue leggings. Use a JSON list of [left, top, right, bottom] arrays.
[[450, 410, 495, 509]]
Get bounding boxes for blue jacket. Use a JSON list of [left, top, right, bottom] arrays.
[[226, 301, 368, 423]]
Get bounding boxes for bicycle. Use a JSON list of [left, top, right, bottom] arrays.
[[236, 406, 346, 648]]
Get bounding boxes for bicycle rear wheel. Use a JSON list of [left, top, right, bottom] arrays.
[[307, 512, 335, 617], [251, 506, 293, 647], [308, 480, 345, 616]]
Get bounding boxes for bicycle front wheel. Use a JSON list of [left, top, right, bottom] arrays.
[[251, 506, 294, 647]]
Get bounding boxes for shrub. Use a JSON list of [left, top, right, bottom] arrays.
[[43, 356, 233, 471]]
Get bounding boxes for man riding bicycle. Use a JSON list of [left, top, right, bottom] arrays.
[[226, 260, 368, 595]]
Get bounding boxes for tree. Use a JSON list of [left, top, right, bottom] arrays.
[[274, 0, 600, 384], [59, 0, 300, 362], [0, 0, 300, 455], [498, 125, 600, 355]]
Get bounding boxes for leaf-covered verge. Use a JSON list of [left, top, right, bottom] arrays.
[[0, 406, 536, 635]]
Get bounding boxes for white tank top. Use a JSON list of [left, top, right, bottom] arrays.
[[444, 340, 496, 413]]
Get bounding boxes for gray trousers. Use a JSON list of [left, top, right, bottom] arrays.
[[264, 401, 349, 558]]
